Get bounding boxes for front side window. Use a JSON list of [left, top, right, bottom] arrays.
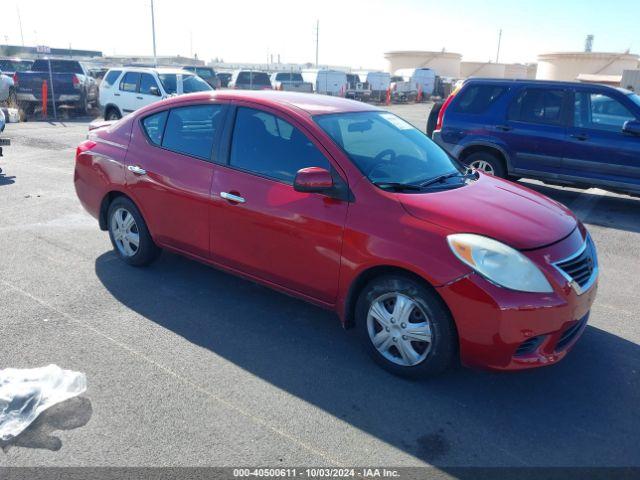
[[508, 88, 566, 125], [139, 73, 160, 95], [161, 105, 224, 160], [103, 70, 122, 88], [182, 75, 212, 93], [120, 72, 140, 92], [230, 107, 330, 183], [452, 85, 507, 114], [315, 111, 459, 185], [575, 92, 636, 131], [142, 111, 168, 145], [158, 74, 178, 94]]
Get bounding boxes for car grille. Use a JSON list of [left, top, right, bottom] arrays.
[[555, 313, 589, 351], [514, 335, 545, 357], [553, 236, 597, 294]]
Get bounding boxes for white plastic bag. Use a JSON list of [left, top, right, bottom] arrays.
[[0, 365, 87, 441]]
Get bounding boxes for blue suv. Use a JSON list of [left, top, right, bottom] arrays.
[[431, 79, 640, 196]]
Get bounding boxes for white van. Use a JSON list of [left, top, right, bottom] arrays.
[[99, 67, 212, 120], [358, 71, 391, 102], [301, 69, 347, 96], [395, 68, 436, 99]]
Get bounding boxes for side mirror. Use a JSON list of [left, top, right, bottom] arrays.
[[622, 120, 640, 136], [293, 167, 334, 193], [149, 86, 161, 96]]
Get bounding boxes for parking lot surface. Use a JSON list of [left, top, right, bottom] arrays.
[[0, 103, 639, 469]]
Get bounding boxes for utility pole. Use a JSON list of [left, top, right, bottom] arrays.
[[17, 5, 25, 46], [150, 0, 158, 67], [496, 28, 502, 63], [315, 19, 319, 68]]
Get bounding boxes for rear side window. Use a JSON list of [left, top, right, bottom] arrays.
[[139, 73, 160, 95], [102, 70, 122, 88], [452, 85, 506, 114], [158, 74, 178, 94], [161, 105, 224, 160], [230, 107, 330, 183], [508, 88, 566, 125], [575, 92, 636, 131], [120, 72, 140, 92], [142, 111, 168, 145]]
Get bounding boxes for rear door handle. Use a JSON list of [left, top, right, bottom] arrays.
[[495, 124, 512, 132], [136, 96, 143, 100], [127, 165, 146, 175], [220, 192, 245, 203], [114, 93, 120, 97], [570, 133, 589, 141]]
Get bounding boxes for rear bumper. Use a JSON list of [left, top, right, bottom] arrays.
[[432, 131, 459, 156], [437, 229, 598, 371], [17, 93, 81, 104]]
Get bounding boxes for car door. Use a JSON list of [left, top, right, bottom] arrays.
[[137, 73, 163, 109], [117, 71, 141, 115], [564, 87, 640, 188], [502, 86, 570, 177], [126, 102, 228, 258], [209, 105, 349, 304]]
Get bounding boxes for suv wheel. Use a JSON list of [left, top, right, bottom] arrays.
[[355, 275, 457, 378], [105, 107, 122, 121], [107, 197, 161, 266], [464, 151, 506, 177]]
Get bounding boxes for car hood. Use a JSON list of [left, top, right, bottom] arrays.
[[398, 173, 577, 250]]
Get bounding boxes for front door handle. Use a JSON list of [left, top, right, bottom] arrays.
[[570, 133, 589, 141], [220, 192, 245, 203], [127, 165, 147, 175], [495, 124, 512, 132]]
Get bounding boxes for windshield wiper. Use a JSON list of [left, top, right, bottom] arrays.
[[415, 172, 464, 188], [372, 181, 424, 191]]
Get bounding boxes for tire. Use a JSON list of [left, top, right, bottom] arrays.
[[463, 151, 506, 178], [75, 94, 89, 115], [105, 107, 121, 121], [355, 274, 457, 378], [107, 196, 161, 267], [7, 88, 18, 108], [426, 102, 443, 137]]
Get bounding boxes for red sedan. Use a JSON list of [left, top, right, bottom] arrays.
[[74, 91, 598, 377]]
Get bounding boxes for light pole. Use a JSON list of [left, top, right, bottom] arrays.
[[315, 19, 319, 68], [151, 0, 158, 67]]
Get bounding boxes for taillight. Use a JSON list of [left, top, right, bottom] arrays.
[[75, 140, 96, 159], [13, 72, 18, 86], [435, 93, 456, 132], [72, 74, 80, 88]]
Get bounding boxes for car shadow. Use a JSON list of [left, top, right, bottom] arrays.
[[94, 252, 640, 466], [0, 397, 92, 453], [519, 180, 640, 234]]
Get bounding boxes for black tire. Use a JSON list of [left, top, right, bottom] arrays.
[[75, 94, 89, 115], [105, 106, 121, 121], [355, 274, 457, 378], [7, 88, 18, 108], [107, 196, 161, 267], [463, 151, 506, 178], [426, 102, 443, 137]]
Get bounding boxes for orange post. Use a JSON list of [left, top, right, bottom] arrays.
[[41, 80, 48, 118], [385, 87, 391, 106], [417, 85, 423, 103]]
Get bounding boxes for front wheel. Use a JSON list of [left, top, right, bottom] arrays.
[[463, 151, 506, 178], [107, 197, 161, 266], [355, 275, 457, 378]]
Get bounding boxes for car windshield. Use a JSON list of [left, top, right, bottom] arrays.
[[315, 111, 461, 187], [628, 92, 640, 108], [158, 74, 178, 94], [182, 74, 213, 93]]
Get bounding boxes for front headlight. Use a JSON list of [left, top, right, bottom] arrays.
[[447, 234, 553, 293]]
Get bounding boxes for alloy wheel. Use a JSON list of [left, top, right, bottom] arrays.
[[366, 293, 433, 366], [111, 208, 140, 257], [469, 159, 495, 175]]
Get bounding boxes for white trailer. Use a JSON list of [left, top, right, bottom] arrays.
[[395, 68, 436, 99], [302, 69, 347, 96], [621, 70, 640, 92], [358, 71, 391, 102]]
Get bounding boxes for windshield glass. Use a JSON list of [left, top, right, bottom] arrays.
[[196, 68, 214, 79], [182, 74, 213, 93], [628, 92, 640, 108], [315, 111, 460, 185]]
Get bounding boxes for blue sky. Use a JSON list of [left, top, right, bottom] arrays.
[[3, 0, 638, 68]]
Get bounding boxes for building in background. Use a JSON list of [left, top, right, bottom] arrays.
[[536, 51, 639, 81], [384, 51, 462, 78], [0, 44, 102, 59]]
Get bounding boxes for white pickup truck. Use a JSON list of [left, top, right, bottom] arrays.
[[270, 72, 313, 92]]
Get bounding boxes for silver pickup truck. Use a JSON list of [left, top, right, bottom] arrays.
[[270, 72, 313, 93]]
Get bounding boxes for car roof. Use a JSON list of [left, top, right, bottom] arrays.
[[160, 90, 381, 115], [463, 77, 620, 90], [112, 67, 189, 75]]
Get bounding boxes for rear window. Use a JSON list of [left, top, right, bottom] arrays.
[[508, 88, 566, 125], [452, 84, 507, 114], [32, 60, 84, 74], [102, 70, 122, 88], [275, 72, 303, 82], [237, 72, 271, 86]]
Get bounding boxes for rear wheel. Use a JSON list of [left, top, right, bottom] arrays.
[[463, 151, 506, 177], [76, 94, 89, 115], [107, 197, 161, 266], [6, 88, 18, 108], [105, 107, 121, 121], [426, 101, 443, 137], [355, 275, 457, 378]]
